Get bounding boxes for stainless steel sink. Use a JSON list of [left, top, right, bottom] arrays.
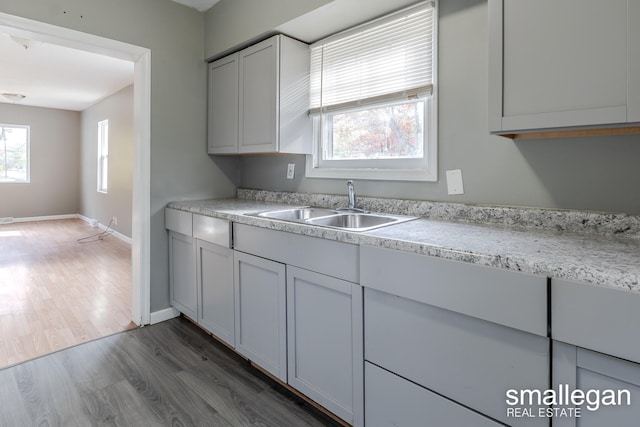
[[306, 212, 414, 231], [249, 207, 416, 232], [255, 207, 339, 221]]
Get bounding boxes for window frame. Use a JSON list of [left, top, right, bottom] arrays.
[[305, 1, 438, 182], [97, 119, 109, 193], [0, 123, 31, 184]]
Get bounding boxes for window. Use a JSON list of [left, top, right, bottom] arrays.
[[97, 119, 109, 193], [306, 1, 437, 181], [0, 124, 30, 183]]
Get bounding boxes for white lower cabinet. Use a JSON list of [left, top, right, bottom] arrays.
[[361, 245, 549, 427], [233, 223, 363, 426], [286, 266, 363, 426], [233, 251, 287, 382], [168, 230, 197, 320], [196, 239, 234, 346], [552, 342, 640, 427], [166, 209, 234, 347], [551, 279, 640, 426], [364, 288, 549, 427], [365, 362, 501, 427]]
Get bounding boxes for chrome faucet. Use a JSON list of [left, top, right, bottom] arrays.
[[347, 180, 356, 209]]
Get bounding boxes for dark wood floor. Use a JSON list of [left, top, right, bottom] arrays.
[[0, 317, 339, 426]]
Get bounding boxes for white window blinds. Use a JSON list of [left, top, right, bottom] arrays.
[[309, 1, 434, 115]]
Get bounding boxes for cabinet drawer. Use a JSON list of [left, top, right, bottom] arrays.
[[165, 208, 192, 235], [233, 223, 358, 282], [552, 279, 640, 364], [365, 288, 549, 426], [361, 245, 547, 336], [365, 362, 502, 427], [193, 214, 231, 248]]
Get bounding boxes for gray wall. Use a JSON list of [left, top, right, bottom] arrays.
[[0, 103, 80, 218], [234, 0, 640, 215], [0, 0, 237, 312], [80, 85, 134, 238], [203, 0, 331, 60]]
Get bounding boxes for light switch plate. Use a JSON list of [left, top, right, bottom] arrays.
[[446, 169, 464, 195], [286, 163, 295, 179]]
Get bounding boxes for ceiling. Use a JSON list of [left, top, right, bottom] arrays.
[[170, 0, 220, 12], [0, 0, 218, 112], [0, 33, 134, 111]]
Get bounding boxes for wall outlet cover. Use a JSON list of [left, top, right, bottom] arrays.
[[446, 169, 464, 195], [287, 163, 295, 179]]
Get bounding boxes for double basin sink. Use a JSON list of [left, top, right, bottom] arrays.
[[249, 207, 417, 232]]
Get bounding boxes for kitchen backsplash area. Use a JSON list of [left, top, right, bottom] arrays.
[[237, 188, 640, 237]]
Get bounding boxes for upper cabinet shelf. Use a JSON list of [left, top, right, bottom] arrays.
[[208, 35, 312, 155], [488, 0, 640, 137]]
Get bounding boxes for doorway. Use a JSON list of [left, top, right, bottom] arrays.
[[0, 13, 151, 326]]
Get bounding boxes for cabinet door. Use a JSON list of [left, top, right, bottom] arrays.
[[286, 266, 363, 427], [196, 239, 234, 347], [168, 231, 196, 319], [365, 362, 502, 427], [553, 342, 640, 427], [238, 36, 279, 153], [234, 251, 287, 381], [208, 53, 239, 154], [489, 0, 629, 132], [365, 288, 549, 427]]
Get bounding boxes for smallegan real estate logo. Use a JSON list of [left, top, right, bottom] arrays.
[[506, 384, 632, 418]]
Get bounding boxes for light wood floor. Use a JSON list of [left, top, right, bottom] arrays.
[[0, 219, 134, 369], [0, 317, 337, 426]]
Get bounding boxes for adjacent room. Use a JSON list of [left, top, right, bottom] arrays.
[[0, 32, 135, 368]]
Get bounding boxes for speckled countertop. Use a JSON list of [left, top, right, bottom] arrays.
[[167, 190, 640, 293]]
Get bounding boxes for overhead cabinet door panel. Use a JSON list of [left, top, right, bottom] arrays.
[[489, 0, 634, 133], [239, 37, 278, 153], [208, 54, 239, 154]]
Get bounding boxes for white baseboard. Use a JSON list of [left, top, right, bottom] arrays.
[[149, 307, 181, 325], [78, 214, 132, 245], [12, 214, 78, 223]]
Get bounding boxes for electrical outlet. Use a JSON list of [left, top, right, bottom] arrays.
[[446, 169, 464, 195], [287, 163, 295, 180], [112, 216, 118, 226]]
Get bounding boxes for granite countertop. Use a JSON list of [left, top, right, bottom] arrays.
[[167, 193, 640, 293]]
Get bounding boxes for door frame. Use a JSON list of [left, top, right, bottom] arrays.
[[0, 12, 151, 325]]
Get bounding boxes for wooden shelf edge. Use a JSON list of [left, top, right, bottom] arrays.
[[498, 126, 640, 140]]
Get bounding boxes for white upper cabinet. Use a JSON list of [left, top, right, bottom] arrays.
[[208, 34, 312, 154], [208, 54, 239, 154], [489, 0, 640, 135]]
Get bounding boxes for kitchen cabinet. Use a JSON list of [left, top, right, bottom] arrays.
[[207, 34, 311, 154], [551, 278, 640, 426], [207, 53, 238, 154], [233, 223, 363, 426], [552, 342, 640, 427], [194, 215, 234, 347], [286, 266, 363, 425], [168, 231, 196, 320], [365, 362, 501, 427], [361, 245, 549, 426], [488, 0, 640, 135], [233, 251, 287, 382], [166, 208, 234, 348], [552, 279, 640, 365], [166, 208, 196, 320]]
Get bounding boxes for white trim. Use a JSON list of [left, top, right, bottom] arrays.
[[0, 13, 151, 327], [77, 214, 132, 244], [12, 214, 77, 223], [150, 307, 181, 325], [306, 1, 439, 182]]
